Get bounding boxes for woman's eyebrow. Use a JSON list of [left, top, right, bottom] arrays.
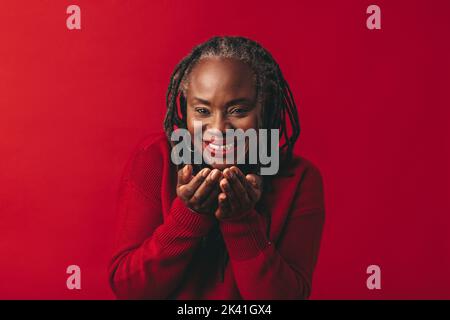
[[191, 97, 255, 107], [191, 97, 211, 106], [224, 98, 255, 107]]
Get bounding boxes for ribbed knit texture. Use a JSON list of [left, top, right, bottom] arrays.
[[108, 132, 326, 300], [220, 210, 272, 261]]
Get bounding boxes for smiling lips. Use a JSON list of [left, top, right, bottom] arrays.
[[203, 139, 245, 156]]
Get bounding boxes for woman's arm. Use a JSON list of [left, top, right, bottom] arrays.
[[108, 147, 216, 299], [219, 164, 325, 300]]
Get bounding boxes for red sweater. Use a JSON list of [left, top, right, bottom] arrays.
[[108, 132, 325, 300]]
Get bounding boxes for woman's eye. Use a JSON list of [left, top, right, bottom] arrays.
[[195, 108, 210, 115], [230, 107, 247, 115]]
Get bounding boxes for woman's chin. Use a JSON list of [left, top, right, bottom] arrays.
[[200, 145, 249, 171]]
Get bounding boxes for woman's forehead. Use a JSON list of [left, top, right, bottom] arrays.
[[186, 57, 256, 98]]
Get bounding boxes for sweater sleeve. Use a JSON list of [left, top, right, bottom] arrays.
[[219, 163, 325, 300], [108, 143, 216, 299]]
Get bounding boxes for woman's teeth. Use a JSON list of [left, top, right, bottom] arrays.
[[208, 142, 235, 151]]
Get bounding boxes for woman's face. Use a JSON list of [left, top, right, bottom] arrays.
[[185, 57, 262, 170]]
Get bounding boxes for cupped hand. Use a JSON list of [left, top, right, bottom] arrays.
[[214, 166, 263, 220], [177, 164, 223, 215]]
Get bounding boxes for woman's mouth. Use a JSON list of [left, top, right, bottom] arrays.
[[202, 139, 245, 156], [203, 141, 236, 155]]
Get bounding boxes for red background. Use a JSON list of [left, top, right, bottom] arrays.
[[1, 0, 449, 299]]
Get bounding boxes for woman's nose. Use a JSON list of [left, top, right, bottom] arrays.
[[208, 114, 231, 134]]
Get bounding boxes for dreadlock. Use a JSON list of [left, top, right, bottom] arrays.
[[163, 36, 301, 282]]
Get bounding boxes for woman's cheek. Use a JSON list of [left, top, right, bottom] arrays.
[[235, 114, 259, 131]]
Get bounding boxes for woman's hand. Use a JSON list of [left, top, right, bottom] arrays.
[[177, 164, 223, 215], [215, 166, 263, 220]]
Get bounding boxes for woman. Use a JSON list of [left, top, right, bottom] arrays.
[[108, 36, 325, 300]]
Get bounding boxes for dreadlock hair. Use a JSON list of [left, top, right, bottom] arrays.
[[163, 36, 301, 282]]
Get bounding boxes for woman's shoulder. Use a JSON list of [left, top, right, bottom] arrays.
[[280, 152, 323, 184], [121, 132, 170, 185], [262, 152, 325, 224], [135, 131, 170, 153], [128, 132, 172, 164], [274, 152, 324, 204], [288, 153, 325, 211]]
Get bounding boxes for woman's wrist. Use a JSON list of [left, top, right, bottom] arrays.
[[170, 197, 216, 235]]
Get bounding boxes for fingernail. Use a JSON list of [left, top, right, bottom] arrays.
[[211, 169, 219, 180], [202, 168, 210, 177]]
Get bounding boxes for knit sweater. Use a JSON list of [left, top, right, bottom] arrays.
[[108, 132, 325, 300]]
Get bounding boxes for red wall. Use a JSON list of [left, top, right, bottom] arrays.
[[0, 0, 449, 299]]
